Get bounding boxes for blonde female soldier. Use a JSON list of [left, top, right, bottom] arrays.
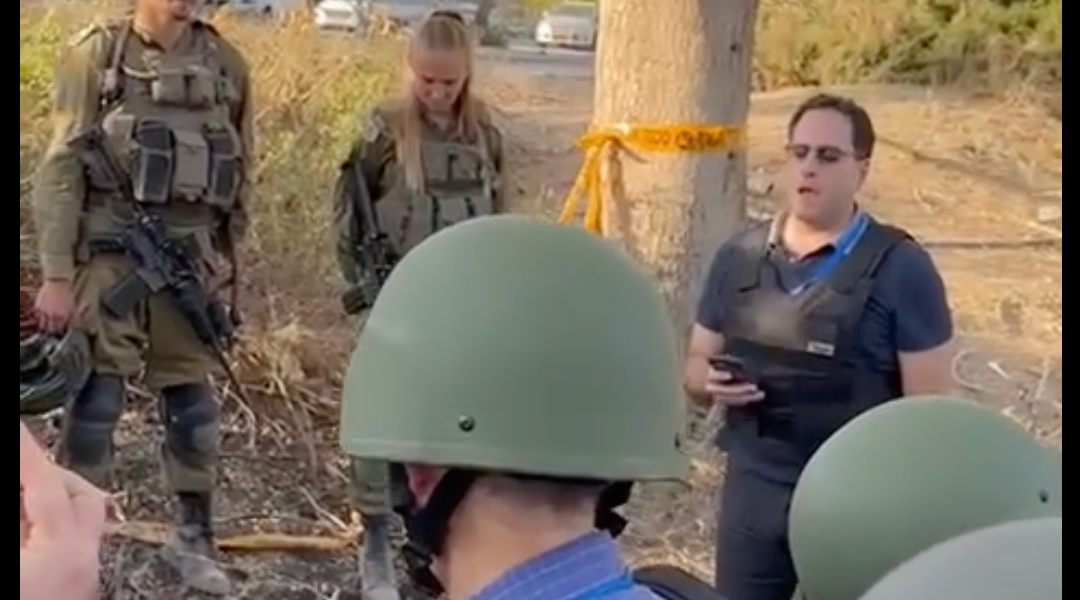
[[329, 10, 506, 599], [332, 9, 506, 316]]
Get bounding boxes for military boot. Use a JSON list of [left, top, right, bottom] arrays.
[[161, 491, 231, 596], [359, 511, 405, 600]]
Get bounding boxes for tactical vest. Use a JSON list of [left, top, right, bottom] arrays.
[[717, 217, 910, 484], [81, 20, 242, 251], [376, 132, 498, 256]]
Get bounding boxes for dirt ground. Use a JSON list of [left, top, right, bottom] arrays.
[[26, 68, 1062, 598]]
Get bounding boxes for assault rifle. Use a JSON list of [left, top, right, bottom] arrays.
[[67, 126, 246, 398], [340, 162, 399, 315]]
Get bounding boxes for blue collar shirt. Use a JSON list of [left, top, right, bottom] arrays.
[[464, 531, 662, 600]]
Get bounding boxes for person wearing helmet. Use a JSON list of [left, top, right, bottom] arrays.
[[859, 517, 1062, 600], [332, 9, 506, 315], [338, 215, 691, 600], [788, 395, 1062, 600], [331, 13, 507, 593]]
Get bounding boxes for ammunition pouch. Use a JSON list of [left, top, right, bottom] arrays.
[[127, 120, 240, 208], [419, 139, 494, 232], [171, 128, 211, 202], [204, 126, 241, 208], [132, 120, 174, 204]]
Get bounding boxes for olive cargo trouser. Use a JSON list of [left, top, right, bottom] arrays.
[[58, 253, 221, 494], [74, 253, 215, 390]]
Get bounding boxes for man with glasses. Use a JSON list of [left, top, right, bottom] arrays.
[[683, 94, 955, 600]]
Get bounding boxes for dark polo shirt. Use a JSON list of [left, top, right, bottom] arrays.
[[696, 214, 953, 375]]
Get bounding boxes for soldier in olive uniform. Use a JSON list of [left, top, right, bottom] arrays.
[[329, 11, 506, 598], [338, 216, 690, 600], [332, 9, 506, 313], [31, 0, 252, 594]]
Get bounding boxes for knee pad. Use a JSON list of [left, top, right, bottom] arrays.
[[68, 373, 126, 424], [58, 374, 125, 471], [161, 383, 220, 468]]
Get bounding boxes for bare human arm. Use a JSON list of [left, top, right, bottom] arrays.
[[683, 242, 739, 405], [882, 241, 956, 395]]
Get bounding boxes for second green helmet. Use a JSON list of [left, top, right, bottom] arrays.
[[339, 215, 688, 482], [860, 517, 1062, 600], [790, 395, 1062, 600]]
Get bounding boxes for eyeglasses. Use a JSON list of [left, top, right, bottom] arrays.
[[785, 144, 859, 164]]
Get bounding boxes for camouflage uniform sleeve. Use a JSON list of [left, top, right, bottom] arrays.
[[485, 122, 507, 214], [31, 25, 110, 281], [213, 33, 254, 251], [331, 111, 395, 286]]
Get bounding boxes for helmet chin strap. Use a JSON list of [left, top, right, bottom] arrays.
[[390, 466, 634, 598]]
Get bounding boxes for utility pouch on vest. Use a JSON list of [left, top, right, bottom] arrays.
[[131, 121, 175, 204], [204, 126, 240, 208], [185, 65, 218, 109], [151, 68, 189, 106], [172, 129, 211, 201]]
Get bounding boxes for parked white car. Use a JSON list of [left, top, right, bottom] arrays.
[[314, 0, 366, 31], [313, 0, 476, 34], [208, 0, 279, 17], [533, 1, 598, 51]]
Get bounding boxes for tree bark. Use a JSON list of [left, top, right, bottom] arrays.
[[593, 0, 758, 333], [474, 0, 496, 31]]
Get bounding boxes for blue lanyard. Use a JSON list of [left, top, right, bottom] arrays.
[[788, 212, 870, 296], [564, 573, 635, 600]]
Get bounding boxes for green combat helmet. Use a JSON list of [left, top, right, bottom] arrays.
[[340, 214, 687, 477], [789, 395, 1062, 600], [860, 517, 1062, 600], [339, 215, 689, 593], [20, 328, 92, 417]]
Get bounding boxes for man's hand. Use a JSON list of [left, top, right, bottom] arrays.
[[34, 279, 76, 333], [705, 367, 765, 407], [20, 423, 107, 600]]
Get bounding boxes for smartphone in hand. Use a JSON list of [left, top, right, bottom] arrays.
[[708, 354, 757, 385]]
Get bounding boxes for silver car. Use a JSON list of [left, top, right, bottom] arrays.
[[533, 1, 598, 51], [314, 0, 365, 31]]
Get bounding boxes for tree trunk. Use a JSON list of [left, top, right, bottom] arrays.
[[474, 0, 496, 31], [593, 0, 758, 333]]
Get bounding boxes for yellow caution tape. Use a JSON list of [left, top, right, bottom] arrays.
[[557, 124, 746, 235]]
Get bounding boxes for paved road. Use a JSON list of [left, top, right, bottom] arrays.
[[478, 41, 594, 80]]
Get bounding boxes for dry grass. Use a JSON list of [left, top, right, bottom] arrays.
[[755, 0, 1061, 92], [20, 0, 1061, 596]]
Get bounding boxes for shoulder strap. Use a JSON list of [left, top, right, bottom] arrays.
[[100, 19, 132, 108], [633, 565, 731, 600], [828, 217, 911, 293], [195, 19, 222, 38], [729, 219, 772, 292], [192, 19, 223, 55]]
